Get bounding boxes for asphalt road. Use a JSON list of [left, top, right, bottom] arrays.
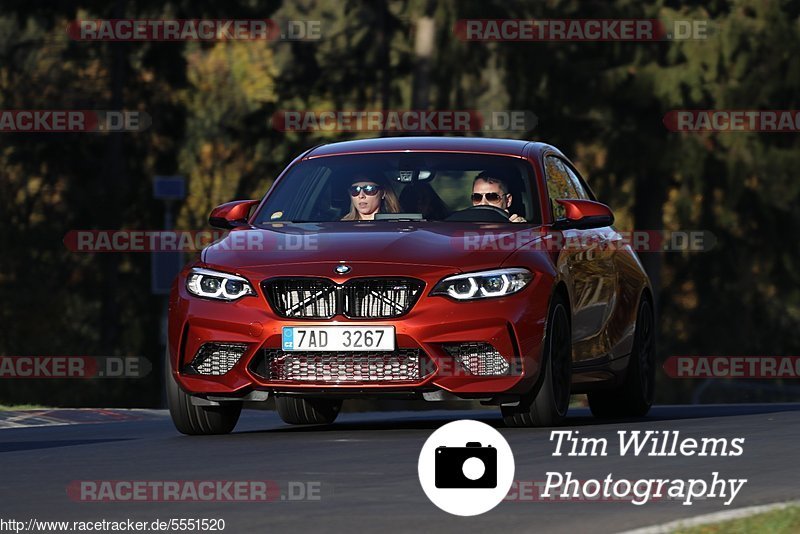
[[1, 404, 799, 533]]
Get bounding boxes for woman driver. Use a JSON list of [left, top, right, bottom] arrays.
[[341, 175, 401, 220]]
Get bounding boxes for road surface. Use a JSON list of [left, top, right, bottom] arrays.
[[1, 404, 799, 533]]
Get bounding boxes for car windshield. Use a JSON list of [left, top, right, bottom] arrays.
[[253, 153, 540, 224]]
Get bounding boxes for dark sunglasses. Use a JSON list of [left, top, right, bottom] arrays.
[[349, 184, 382, 197], [471, 192, 504, 203]]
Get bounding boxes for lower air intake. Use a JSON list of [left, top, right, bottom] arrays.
[[442, 343, 512, 376], [252, 349, 433, 383], [186, 343, 248, 376]]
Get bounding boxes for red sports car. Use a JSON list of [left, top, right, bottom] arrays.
[[167, 137, 655, 434]]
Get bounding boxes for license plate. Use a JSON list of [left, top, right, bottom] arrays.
[[282, 326, 395, 352]]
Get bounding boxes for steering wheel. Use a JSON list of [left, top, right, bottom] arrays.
[[444, 205, 511, 223]]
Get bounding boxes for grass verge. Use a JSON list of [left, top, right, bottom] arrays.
[[675, 505, 800, 533]]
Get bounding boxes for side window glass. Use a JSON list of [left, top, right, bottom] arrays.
[[544, 156, 578, 219], [561, 161, 590, 200]]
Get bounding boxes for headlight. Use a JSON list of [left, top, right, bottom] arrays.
[[431, 268, 533, 300], [186, 268, 256, 301]]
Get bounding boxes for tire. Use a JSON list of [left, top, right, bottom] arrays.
[[502, 294, 572, 427], [276, 396, 342, 425], [166, 351, 242, 435], [588, 296, 655, 418]]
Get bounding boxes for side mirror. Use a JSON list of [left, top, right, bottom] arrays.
[[208, 200, 260, 229], [553, 199, 614, 230]]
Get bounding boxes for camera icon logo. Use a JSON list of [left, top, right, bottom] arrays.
[[435, 442, 497, 488], [418, 420, 515, 516]]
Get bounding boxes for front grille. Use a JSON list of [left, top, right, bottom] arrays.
[[263, 277, 423, 319], [263, 278, 337, 319], [442, 343, 512, 376], [344, 279, 422, 318], [251, 349, 434, 383], [186, 343, 248, 375]]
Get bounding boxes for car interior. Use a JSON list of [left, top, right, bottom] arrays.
[[257, 154, 541, 224]]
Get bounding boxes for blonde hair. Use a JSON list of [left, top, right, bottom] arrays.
[[341, 174, 401, 220]]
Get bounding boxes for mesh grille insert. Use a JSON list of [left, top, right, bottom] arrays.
[[187, 343, 248, 376], [442, 343, 512, 376], [251, 349, 434, 383]]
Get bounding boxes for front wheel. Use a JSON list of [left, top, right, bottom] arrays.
[[588, 296, 655, 418], [502, 294, 572, 427], [166, 352, 242, 435]]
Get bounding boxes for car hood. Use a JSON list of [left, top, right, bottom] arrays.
[[201, 222, 544, 272]]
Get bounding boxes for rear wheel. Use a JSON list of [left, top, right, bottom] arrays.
[[502, 294, 572, 427], [166, 352, 242, 435], [588, 296, 655, 418], [276, 396, 342, 425]]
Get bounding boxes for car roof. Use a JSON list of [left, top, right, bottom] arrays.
[[305, 136, 548, 159]]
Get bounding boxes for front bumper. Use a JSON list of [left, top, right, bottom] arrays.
[[168, 262, 551, 400]]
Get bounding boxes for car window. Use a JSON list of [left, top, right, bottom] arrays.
[[254, 153, 541, 224], [560, 160, 591, 200], [544, 155, 580, 220]]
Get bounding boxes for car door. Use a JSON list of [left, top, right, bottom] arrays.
[[544, 155, 617, 361]]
